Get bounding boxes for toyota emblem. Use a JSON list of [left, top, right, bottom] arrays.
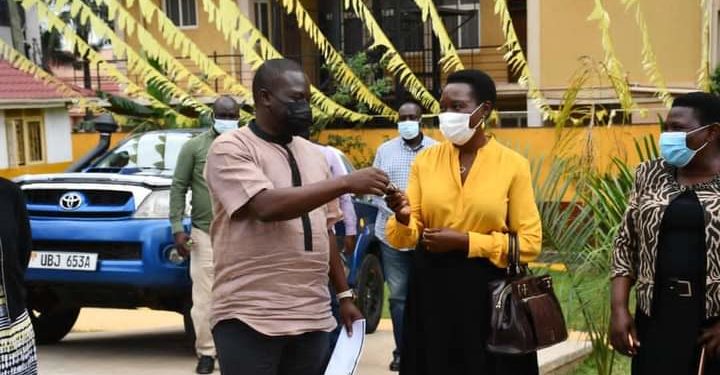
[[59, 192, 84, 210]]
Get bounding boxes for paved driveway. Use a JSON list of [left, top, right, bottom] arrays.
[[37, 308, 395, 375], [37, 308, 589, 374]]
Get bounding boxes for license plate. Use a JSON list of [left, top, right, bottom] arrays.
[[28, 251, 98, 271]]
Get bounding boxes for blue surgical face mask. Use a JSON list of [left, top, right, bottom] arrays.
[[659, 124, 712, 168], [214, 118, 239, 134], [398, 120, 420, 140]]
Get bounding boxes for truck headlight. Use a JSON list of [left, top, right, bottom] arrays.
[[164, 246, 187, 265], [134, 190, 170, 219]]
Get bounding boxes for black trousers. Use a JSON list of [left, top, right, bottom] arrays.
[[633, 290, 720, 375], [213, 319, 330, 375], [401, 249, 538, 375]]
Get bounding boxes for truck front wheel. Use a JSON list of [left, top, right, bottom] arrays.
[[355, 253, 384, 334], [30, 307, 81, 345]]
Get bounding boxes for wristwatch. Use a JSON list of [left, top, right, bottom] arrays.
[[336, 289, 355, 301]]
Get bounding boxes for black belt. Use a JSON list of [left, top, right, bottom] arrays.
[[249, 121, 313, 251], [658, 278, 696, 298]]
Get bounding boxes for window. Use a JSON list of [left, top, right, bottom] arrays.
[[165, 0, 197, 28], [254, 0, 272, 40], [342, 10, 363, 55], [93, 132, 193, 172], [5, 113, 46, 166], [380, 2, 425, 52], [438, 0, 480, 49], [0, 0, 10, 27]]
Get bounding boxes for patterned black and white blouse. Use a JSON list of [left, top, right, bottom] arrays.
[[612, 159, 720, 319]]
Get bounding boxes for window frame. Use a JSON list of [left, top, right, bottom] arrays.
[[253, 0, 273, 41], [438, 0, 480, 50], [0, 0, 10, 27], [5, 112, 47, 167], [163, 0, 199, 29]]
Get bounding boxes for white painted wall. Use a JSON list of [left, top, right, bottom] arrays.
[[0, 110, 8, 169], [24, 8, 43, 65], [0, 27, 11, 48], [43, 108, 73, 163]]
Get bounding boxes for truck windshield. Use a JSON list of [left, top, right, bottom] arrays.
[[92, 132, 194, 172]]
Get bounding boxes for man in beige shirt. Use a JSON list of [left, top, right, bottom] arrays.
[[205, 58, 390, 375]]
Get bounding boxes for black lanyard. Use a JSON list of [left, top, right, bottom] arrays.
[[249, 121, 313, 251]]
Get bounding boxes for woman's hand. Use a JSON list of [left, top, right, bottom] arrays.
[[421, 228, 468, 253], [610, 307, 640, 356], [699, 321, 720, 357], [385, 190, 411, 225]]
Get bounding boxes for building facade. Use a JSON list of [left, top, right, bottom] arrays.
[[0, 60, 80, 178]]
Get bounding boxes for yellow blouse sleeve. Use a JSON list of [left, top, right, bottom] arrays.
[[467, 159, 542, 267], [386, 159, 424, 249]]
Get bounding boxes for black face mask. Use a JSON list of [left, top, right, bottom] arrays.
[[285, 100, 313, 136]]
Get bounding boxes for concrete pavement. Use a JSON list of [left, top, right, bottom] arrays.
[[38, 308, 398, 375], [37, 308, 589, 374]]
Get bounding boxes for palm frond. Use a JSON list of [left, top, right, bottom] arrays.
[[279, 0, 396, 118], [344, 0, 440, 113], [587, 0, 637, 115]]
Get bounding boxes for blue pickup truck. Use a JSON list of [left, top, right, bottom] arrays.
[[15, 125, 385, 344]]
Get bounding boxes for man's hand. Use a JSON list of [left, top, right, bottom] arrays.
[[610, 307, 639, 356], [700, 321, 720, 357], [344, 235, 357, 257], [339, 297, 363, 337], [421, 228, 468, 253], [343, 168, 389, 196], [385, 190, 411, 225], [174, 232, 192, 257]]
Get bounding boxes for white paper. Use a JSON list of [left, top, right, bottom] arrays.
[[324, 319, 366, 375]]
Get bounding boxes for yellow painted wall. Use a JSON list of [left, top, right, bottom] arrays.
[[480, 0, 504, 47], [64, 127, 661, 175], [124, 0, 244, 92], [71, 132, 133, 161], [2, 125, 661, 197], [538, 0, 700, 88], [0, 163, 72, 180], [0, 132, 132, 180], [122, 0, 326, 89], [318, 124, 661, 173], [125, 0, 236, 57]]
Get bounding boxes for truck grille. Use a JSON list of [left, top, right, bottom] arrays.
[[24, 190, 132, 206], [26, 211, 131, 218], [32, 241, 142, 260]]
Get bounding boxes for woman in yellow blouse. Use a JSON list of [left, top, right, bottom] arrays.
[[385, 69, 542, 374]]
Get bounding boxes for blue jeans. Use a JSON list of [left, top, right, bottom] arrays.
[[380, 242, 413, 356]]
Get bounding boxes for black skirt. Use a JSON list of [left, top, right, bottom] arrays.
[[400, 247, 538, 375], [632, 191, 720, 375]]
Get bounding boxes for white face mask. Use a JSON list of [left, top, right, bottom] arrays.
[[397, 120, 420, 140], [213, 118, 239, 134], [438, 107, 482, 146]]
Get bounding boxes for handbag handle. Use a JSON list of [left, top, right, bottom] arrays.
[[507, 233, 523, 276]]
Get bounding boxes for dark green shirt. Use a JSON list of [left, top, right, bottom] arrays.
[[169, 129, 217, 234]]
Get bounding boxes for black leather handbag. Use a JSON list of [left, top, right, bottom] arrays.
[[487, 233, 568, 354]]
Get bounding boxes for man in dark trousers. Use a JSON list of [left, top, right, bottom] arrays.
[[205, 58, 391, 375]]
